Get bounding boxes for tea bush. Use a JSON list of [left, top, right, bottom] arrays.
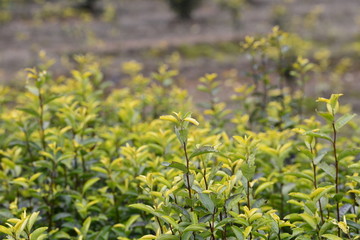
[[0, 28, 359, 239]]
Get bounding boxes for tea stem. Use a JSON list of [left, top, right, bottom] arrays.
[[183, 142, 193, 211], [332, 122, 341, 236]]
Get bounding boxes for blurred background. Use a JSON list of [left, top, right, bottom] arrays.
[[0, 0, 360, 109]]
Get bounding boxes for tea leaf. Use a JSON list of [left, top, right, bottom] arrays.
[[183, 224, 207, 233], [319, 222, 334, 235], [310, 186, 334, 202], [299, 213, 317, 230], [129, 204, 155, 215], [157, 234, 179, 240], [314, 150, 328, 165], [83, 177, 100, 194], [305, 132, 332, 142], [30, 227, 48, 240], [335, 113, 356, 130], [17, 107, 40, 117], [189, 146, 218, 159], [0, 225, 11, 235], [254, 182, 274, 197], [125, 215, 140, 231], [184, 117, 199, 126], [81, 217, 91, 236], [199, 193, 215, 213], [231, 226, 244, 240], [318, 162, 336, 179], [184, 173, 194, 188], [161, 216, 179, 229], [338, 148, 360, 160], [288, 192, 310, 200], [162, 161, 187, 172], [321, 234, 342, 240]]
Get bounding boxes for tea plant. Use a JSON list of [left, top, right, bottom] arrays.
[[0, 211, 47, 240], [0, 28, 360, 239]]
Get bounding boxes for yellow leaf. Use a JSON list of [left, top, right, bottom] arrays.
[[184, 117, 199, 126], [338, 220, 349, 234], [113, 224, 125, 228], [316, 97, 330, 103], [243, 226, 252, 238], [159, 115, 178, 124]]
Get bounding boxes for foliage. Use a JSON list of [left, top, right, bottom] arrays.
[[0, 28, 359, 240]]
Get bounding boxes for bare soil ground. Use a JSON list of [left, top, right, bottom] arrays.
[[0, 0, 359, 109]]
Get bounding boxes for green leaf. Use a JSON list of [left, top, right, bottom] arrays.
[[90, 166, 108, 175], [44, 94, 61, 105], [15, 218, 29, 239], [171, 204, 190, 220], [319, 222, 333, 235], [241, 164, 256, 180], [180, 232, 192, 240], [157, 234, 179, 240], [29, 173, 42, 182], [184, 173, 194, 188], [11, 177, 29, 188], [338, 148, 360, 160], [198, 193, 215, 213], [30, 227, 48, 240], [53, 213, 72, 221], [129, 203, 155, 214], [305, 132, 332, 142], [333, 193, 344, 203], [231, 226, 244, 240], [347, 176, 360, 185], [335, 113, 356, 130], [199, 214, 212, 223], [286, 172, 313, 182], [347, 220, 360, 231], [189, 146, 218, 159], [254, 182, 274, 197], [314, 150, 328, 165], [318, 112, 334, 122], [318, 162, 336, 179], [310, 186, 334, 202], [27, 212, 40, 231], [243, 226, 252, 238], [321, 234, 342, 240], [288, 192, 310, 200], [93, 226, 111, 240], [300, 148, 313, 160], [125, 215, 140, 231], [17, 107, 40, 117], [215, 217, 234, 228], [26, 86, 39, 96], [174, 126, 188, 145], [82, 177, 100, 194], [162, 161, 187, 173], [339, 204, 352, 217], [51, 230, 71, 239], [0, 225, 12, 235], [183, 224, 207, 233], [299, 213, 317, 230], [225, 194, 243, 209], [160, 215, 179, 229], [81, 217, 91, 236], [329, 94, 342, 111]]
